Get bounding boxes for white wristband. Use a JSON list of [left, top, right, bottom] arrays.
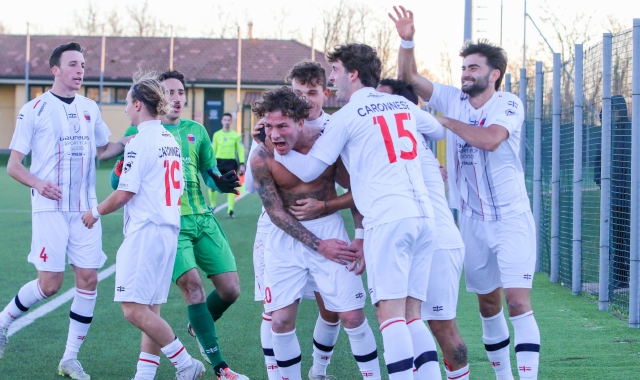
[[355, 228, 364, 239], [91, 206, 102, 219], [400, 39, 415, 49]]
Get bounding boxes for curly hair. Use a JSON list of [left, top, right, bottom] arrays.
[[158, 70, 186, 86], [459, 39, 507, 91], [326, 43, 382, 88], [379, 78, 419, 105], [286, 61, 327, 90], [131, 70, 171, 116], [252, 86, 311, 122]]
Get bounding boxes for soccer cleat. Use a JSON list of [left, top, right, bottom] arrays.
[[308, 368, 336, 380], [227, 211, 235, 219], [0, 327, 7, 359], [175, 358, 205, 380], [58, 358, 91, 380], [217, 367, 249, 380], [187, 323, 212, 365]]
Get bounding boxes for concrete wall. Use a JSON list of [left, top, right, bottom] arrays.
[[0, 85, 18, 149]]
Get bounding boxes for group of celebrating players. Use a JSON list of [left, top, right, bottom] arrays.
[[0, 5, 540, 380]]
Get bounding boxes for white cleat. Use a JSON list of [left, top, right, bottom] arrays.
[[176, 358, 205, 380], [187, 323, 212, 365], [308, 368, 336, 380], [58, 358, 91, 380]]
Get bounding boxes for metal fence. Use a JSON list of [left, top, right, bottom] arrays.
[[510, 20, 639, 327]]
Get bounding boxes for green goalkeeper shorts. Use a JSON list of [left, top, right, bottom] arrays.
[[172, 212, 237, 283]]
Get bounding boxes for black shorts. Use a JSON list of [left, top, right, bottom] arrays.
[[216, 159, 238, 174]]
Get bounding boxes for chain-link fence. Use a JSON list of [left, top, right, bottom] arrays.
[[511, 24, 639, 325]]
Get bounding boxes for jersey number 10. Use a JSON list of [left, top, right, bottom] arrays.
[[374, 112, 417, 163], [164, 160, 181, 206]]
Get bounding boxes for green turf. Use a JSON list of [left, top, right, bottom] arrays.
[[0, 168, 639, 379]]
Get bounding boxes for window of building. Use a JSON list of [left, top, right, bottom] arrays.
[[29, 86, 52, 100]]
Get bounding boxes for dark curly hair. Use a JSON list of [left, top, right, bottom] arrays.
[[252, 86, 312, 122], [379, 78, 419, 105], [286, 61, 327, 90], [326, 43, 382, 88], [459, 39, 507, 91], [158, 70, 186, 86]]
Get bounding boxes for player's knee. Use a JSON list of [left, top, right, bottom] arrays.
[[121, 305, 141, 325], [218, 282, 240, 303], [339, 310, 365, 329], [39, 279, 63, 297], [506, 299, 531, 316], [271, 315, 296, 334]]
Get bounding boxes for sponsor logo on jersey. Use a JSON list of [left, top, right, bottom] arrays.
[[116, 286, 125, 292], [59, 135, 89, 141], [123, 161, 133, 173], [68, 112, 77, 119], [84, 111, 91, 122], [118, 182, 129, 190], [71, 121, 81, 133], [18, 114, 24, 120], [505, 109, 516, 116], [508, 100, 518, 108], [37, 102, 47, 116], [357, 100, 410, 117], [187, 133, 196, 143], [161, 131, 172, 137], [126, 151, 137, 158], [158, 146, 181, 158]]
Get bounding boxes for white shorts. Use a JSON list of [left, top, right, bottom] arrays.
[[461, 211, 536, 294], [364, 217, 437, 305], [421, 247, 465, 320], [263, 213, 366, 313], [28, 211, 106, 272], [114, 224, 178, 305], [253, 225, 317, 302]]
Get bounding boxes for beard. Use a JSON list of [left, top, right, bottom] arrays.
[[461, 72, 491, 98]]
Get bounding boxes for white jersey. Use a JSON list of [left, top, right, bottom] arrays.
[[418, 136, 465, 249], [307, 88, 441, 229], [428, 83, 529, 221], [117, 120, 184, 236], [10, 91, 111, 212]]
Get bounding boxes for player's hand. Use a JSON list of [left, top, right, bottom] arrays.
[[208, 169, 241, 194], [389, 5, 415, 41], [81, 209, 98, 229], [120, 135, 134, 146], [35, 179, 62, 200], [252, 119, 266, 144], [317, 239, 360, 265], [348, 238, 366, 275], [238, 164, 246, 176], [439, 165, 448, 182], [289, 198, 325, 221]]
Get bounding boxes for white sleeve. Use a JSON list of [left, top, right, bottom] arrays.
[[117, 142, 142, 194], [93, 106, 111, 147], [484, 95, 524, 136], [9, 103, 35, 155], [243, 140, 260, 193], [411, 104, 445, 141], [427, 82, 462, 116]]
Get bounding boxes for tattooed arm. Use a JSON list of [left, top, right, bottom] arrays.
[[251, 146, 359, 264]]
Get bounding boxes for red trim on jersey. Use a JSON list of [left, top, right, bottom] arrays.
[[138, 358, 160, 366], [167, 346, 185, 359], [380, 319, 404, 331], [33, 100, 41, 109], [406, 318, 421, 325], [448, 369, 470, 379]]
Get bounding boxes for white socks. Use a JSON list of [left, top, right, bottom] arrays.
[[311, 315, 340, 377], [380, 318, 414, 380], [62, 288, 97, 362], [482, 309, 514, 380], [261, 314, 280, 380], [135, 352, 160, 379], [446, 363, 470, 380], [272, 329, 302, 380], [511, 311, 540, 379], [407, 318, 441, 379], [161, 338, 193, 370], [344, 319, 381, 379], [0, 279, 46, 329]]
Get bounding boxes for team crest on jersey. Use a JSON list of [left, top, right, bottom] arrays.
[[84, 111, 91, 122], [188, 134, 196, 143], [71, 121, 81, 133], [505, 109, 516, 116], [123, 161, 133, 173], [223, 137, 228, 141]]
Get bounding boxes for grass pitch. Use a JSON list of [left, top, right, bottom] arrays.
[[0, 168, 638, 379]]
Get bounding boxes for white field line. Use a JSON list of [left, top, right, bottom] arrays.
[[6, 192, 248, 338]]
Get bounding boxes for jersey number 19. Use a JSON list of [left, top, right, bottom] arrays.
[[164, 159, 181, 206]]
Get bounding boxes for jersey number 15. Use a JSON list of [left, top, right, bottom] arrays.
[[374, 112, 417, 163]]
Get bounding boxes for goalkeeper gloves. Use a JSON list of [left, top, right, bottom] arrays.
[[207, 169, 241, 195], [114, 158, 124, 177]]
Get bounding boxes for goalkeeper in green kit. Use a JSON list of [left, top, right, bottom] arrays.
[[111, 70, 248, 380]]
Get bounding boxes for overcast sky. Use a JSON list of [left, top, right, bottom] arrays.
[[2, 0, 639, 83]]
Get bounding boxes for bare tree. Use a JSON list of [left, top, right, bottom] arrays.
[[207, 4, 236, 39], [128, 1, 168, 37], [603, 14, 627, 34], [107, 10, 125, 36], [74, 1, 101, 36]]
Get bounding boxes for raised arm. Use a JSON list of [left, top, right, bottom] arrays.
[[389, 5, 435, 101]]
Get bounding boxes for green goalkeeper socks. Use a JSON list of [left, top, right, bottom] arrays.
[[187, 302, 226, 368], [207, 289, 233, 322]]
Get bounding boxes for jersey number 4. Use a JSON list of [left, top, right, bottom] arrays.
[[164, 160, 181, 206], [374, 112, 417, 163]]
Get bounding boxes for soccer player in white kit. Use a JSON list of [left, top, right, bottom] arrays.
[[0, 42, 129, 379], [391, 6, 541, 379], [269, 44, 445, 380], [245, 62, 377, 380], [377, 79, 470, 380], [81, 73, 205, 380]]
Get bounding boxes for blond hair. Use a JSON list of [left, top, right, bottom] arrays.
[[131, 70, 171, 116]]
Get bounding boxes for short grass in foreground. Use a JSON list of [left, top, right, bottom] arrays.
[[0, 169, 638, 379]]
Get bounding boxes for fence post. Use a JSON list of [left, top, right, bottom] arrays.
[[534, 61, 543, 273], [629, 19, 640, 328], [551, 53, 561, 283], [599, 33, 612, 311], [520, 68, 527, 166], [573, 44, 583, 295], [505, 73, 512, 93]]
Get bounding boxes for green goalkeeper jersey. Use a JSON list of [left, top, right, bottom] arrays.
[[113, 119, 217, 216]]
